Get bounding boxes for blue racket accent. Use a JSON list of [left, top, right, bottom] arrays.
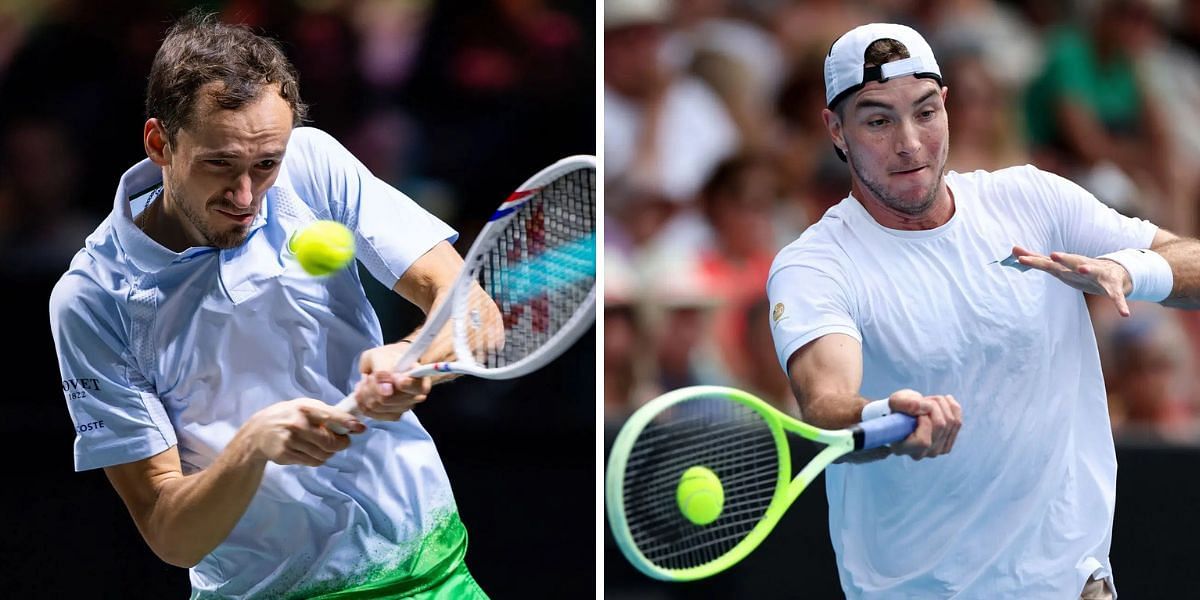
[[489, 190, 537, 221], [858, 413, 917, 449], [490, 206, 518, 221], [496, 234, 596, 304]]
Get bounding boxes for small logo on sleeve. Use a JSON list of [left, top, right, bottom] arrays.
[[772, 302, 785, 323], [62, 378, 101, 401]]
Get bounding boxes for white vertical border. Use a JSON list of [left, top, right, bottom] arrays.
[[594, 0, 606, 597]]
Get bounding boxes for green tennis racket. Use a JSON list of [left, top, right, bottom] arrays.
[[605, 385, 915, 581]]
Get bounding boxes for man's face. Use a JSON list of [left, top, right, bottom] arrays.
[[831, 77, 949, 217], [163, 84, 293, 249]]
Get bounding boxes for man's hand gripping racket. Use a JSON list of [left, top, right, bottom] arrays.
[[328, 155, 597, 434]]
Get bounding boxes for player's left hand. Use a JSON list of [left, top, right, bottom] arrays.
[[1012, 246, 1133, 317], [354, 341, 433, 421]]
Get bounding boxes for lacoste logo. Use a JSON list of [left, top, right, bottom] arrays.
[[989, 254, 1030, 272], [76, 420, 105, 433]]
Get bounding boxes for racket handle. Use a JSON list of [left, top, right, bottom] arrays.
[[328, 362, 441, 434], [855, 413, 917, 450], [326, 394, 359, 435], [325, 364, 433, 434], [405, 364, 443, 377]]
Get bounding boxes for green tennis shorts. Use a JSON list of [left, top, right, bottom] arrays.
[[309, 560, 487, 600], [309, 514, 488, 599]]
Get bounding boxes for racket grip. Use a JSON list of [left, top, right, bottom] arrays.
[[326, 394, 360, 435], [325, 365, 427, 434], [856, 413, 917, 450]]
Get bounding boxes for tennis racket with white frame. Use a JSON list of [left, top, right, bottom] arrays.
[[328, 155, 596, 433], [605, 385, 915, 581]]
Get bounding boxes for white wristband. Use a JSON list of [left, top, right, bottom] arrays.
[[1097, 248, 1173, 303], [861, 398, 891, 422]]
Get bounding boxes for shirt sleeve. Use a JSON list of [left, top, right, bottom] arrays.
[[285, 127, 459, 290], [1024, 165, 1158, 257], [49, 274, 177, 471], [766, 247, 860, 375]]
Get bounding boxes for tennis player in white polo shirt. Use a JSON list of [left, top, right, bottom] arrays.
[[48, 12, 486, 599], [767, 23, 1200, 599]]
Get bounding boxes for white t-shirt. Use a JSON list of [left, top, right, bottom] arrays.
[[767, 165, 1157, 599], [49, 127, 464, 598]]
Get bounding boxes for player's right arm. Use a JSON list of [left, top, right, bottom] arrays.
[[785, 333, 961, 462], [103, 399, 363, 568]]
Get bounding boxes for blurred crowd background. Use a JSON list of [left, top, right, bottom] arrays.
[[603, 0, 1200, 449], [0, 0, 593, 597]]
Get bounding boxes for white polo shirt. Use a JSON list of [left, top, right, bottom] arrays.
[[768, 165, 1156, 599], [50, 127, 463, 598]]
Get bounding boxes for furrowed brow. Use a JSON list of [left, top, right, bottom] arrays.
[[197, 148, 285, 160], [855, 89, 939, 114], [913, 89, 938, 106], [853, 99, 894, 113]]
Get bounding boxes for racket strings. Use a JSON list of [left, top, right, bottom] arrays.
[[621, 395, 780, 571], [621, 421, 777, 511], [472, 167, 596, 368]]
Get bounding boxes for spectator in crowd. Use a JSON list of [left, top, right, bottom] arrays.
[[773, 57, 854, 234], [1106, 310, 1200, 444], [604, 0, 738, 245], [693, 154, 781, 384], [1135, 1, 1200, 237], [772, 0, 874, 66], [644, 254, 724, 394], [631, 153, 780, 386], [667, 0, 786, 153], [604, 252, 640, 431], [941, 50, 1028, 173], [919, 0, 1044, 91], [1023, 0, 1178, 222]]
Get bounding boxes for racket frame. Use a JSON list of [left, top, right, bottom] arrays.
[[606, 385, 857, 582], [332, 154, 596, 418]]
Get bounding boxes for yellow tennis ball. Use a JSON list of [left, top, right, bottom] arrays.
[[677, 466, 724, 526], [290, 220, 355, 276]]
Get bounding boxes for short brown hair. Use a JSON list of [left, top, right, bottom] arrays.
[[145, 9, 308, 144], [834, 38, 911, 119], [863, 38, 910, 70]]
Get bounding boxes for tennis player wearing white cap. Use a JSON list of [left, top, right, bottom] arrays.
[[767, 23, 1200, 599]]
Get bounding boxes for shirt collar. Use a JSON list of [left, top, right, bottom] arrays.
[[112, 159, 270, 273]]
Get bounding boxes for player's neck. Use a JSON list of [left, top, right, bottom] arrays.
[[850, 179, 955, 231], [136, 187, 202, 253]]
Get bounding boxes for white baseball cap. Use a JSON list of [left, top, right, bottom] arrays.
[[824, 23, 943, 109]]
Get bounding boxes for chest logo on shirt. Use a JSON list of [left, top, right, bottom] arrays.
[[772, 302, 785, 323], [990, 254, 1032, 272]]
